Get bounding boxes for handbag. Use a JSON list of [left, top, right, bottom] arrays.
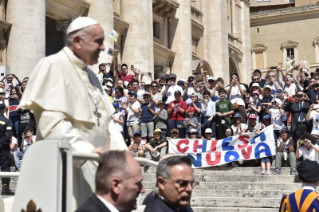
[[232, 94, 239, 110]]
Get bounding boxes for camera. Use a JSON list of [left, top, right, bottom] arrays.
[[272, 102, 276, 106], [270, 66, 277, 70], [288, 78, 294, 82], [299, 140, 306, 146], [10, 95, 15, 98], [131, 65, 134, 69], [276, 93, 282, 97]]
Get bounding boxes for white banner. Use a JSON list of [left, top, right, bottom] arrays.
[[168, 126, 276, 168]]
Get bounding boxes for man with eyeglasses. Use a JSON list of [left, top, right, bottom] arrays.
[[264, 70, 282, 96], [143, 155, 194, 212], [248, 69, 266, 90], [115, 63, 139, 83]]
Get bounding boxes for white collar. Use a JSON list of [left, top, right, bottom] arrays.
[[96, 194, 119, 212], [64, 47, 87, 69], [302, 182, 317, 191]]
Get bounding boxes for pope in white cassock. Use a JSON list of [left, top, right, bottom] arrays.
[[19, 17, 127, 208]]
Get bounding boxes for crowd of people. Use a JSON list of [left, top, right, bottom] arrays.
[[98, 57, 319, 175]]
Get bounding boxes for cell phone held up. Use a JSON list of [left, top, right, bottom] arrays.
[[10, 95, 15, 99], [270, 66, 277, 70], [312, 84, 319, 88]]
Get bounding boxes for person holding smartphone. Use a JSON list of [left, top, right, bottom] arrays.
[[8, 87, 20, 138], [115, 63, 139, 83]]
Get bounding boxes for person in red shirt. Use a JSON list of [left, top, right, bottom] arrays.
[[167, 90, 187, 138], [116, 63, 139, 83]]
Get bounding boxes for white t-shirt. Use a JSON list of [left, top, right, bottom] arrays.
[[269, 108, 284, 130], [151, 92, 162, 112], [299, 144, 319, 163], [137, 89, 145, 100], [310, 111, 319, 135], [225, 85, 246, 106], [161, 85, 183, 104], [112, 112, 123, 132], [231, 123, 248, 135], [185, 87, 195, 105], [126, 101, 141, 126], [130, 140, 145, 157], [283, 83, 297, 96], [12, 136, 18, 152]]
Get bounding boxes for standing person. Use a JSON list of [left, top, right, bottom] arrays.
[[16, 106, 36, 148], [115, 63, 139, 83], [124, 91, 140, 143], [19, 17, 126, 207], [284, 91, 312, 144], [226, 72, 247, 123], [143, 155, 194, 212], [215, 89, 234, 139], [279, 160, 319, 211], [266, 97, 285, 147], [113, 86, 127, 138], [167, 91, 187, 138], [260, 85, 274, 122], [183, 107, 199, 138], [183, 75, 196, 105], [250, 90, 261, 122], [140, 92, 156, 143], [76, 151, 145, 212], [154, 101, 168, 139], [201, 91, 216, 140], [0, 102, 14, 195], [188, 93, 202, 128], [306, 101, 319, 144], [161, 74, 183, 108], [150, 81, 162, 112], [8, 87, 20, 137], [111, 102, 124, 136]]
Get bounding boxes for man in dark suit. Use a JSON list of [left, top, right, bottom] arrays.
[[143, 155, 194, 212], [76, 150, 145, 212], [284, 91, 312, 146]]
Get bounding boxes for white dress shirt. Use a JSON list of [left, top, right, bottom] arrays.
[[96, 194, 119, 212]]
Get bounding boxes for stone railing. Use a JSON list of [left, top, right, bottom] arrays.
[[251, 3, 319, 19], [191, 5, 203, 24], [152, 0, 179, 18]]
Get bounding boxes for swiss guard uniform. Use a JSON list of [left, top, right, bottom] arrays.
[[279, 160, 319, 212], [0, 102, 14, 195]]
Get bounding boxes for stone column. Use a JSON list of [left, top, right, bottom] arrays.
[[86, 0, 114, 73], [239, 0, 251, 83], [206, 0, 229, 82], [121, 0, 154, 82], [263, 51, 267, 69], [169, 0, 192, 80], [7, 0, 45, 78], [252, 52, 256, 70], [200, 0, 210, 62], [315, 44, 319, 63], [231, 0, 237, 37]]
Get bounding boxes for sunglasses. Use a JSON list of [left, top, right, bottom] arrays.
[[226, 132, 232, 135], [152, 86, 158, 88], [269, 75, 275, 78], [190, 133, 197, 135], [253, 78, 259, 80], [169, 179, 196, 188], [143, 96, 150, 99], [171, 132, 178, 134], [205, 133, 213, 135]]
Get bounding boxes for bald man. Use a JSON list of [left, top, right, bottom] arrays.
[[19, 17, 127, 207]]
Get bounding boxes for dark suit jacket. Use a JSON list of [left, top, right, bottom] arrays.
[[284, 100, 312, 133], [143, 192, 193, 212], [76, 194, 111, 212]]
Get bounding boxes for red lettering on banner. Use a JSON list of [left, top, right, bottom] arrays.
[[210, 140, 218, 152], [206, 152, 221, 165], [238, 135, 250, 149], [241, 146, 252, 160], [176, 140, 189, 153], [193, 140, 202, 152]]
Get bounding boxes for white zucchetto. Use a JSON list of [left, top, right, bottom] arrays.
[[66, 17, 99, 34]]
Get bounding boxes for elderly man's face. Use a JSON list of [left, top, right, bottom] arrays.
[[118, 156, 145, 211], [118, 80, 124, 88], [159, 164, 193, 209], [75, 24, 105, 65]]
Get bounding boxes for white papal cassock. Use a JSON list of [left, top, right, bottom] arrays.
[[19, 47, 127, 208]]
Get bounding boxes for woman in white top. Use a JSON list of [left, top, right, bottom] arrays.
[[231, 112, 248, 136], [296, 134, 319, 164], [306, 100, 319, 144], [226, 72, 247, 123]]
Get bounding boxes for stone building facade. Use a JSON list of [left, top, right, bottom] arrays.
[[1, 0, 251, 83], [251, 3, 319, 76]]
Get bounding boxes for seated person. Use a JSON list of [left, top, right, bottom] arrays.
[[13, 127, 36, 171], [274, 126, 297, 175], [188, 128, 198, 139], [201, 128, 214, 140], [247, 113, 262, 134], [231, 112, 247, 136], [145, 129, 167, 161], [128, 131, 145, 158], [167, 128, 180, 140], [296, 133, 319, 164]]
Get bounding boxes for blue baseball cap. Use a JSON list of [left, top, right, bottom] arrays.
[[113, 102, 119, 108], [233, 112, 242, 118], [128, 91, 137, 97], [134, 131, 141, 136], [177, 80, 185, 85], [281, 126, 289, 132], [263, 115, 271, 120]]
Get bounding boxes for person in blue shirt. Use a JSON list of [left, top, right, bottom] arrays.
[[141, 92, 156, 143]]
